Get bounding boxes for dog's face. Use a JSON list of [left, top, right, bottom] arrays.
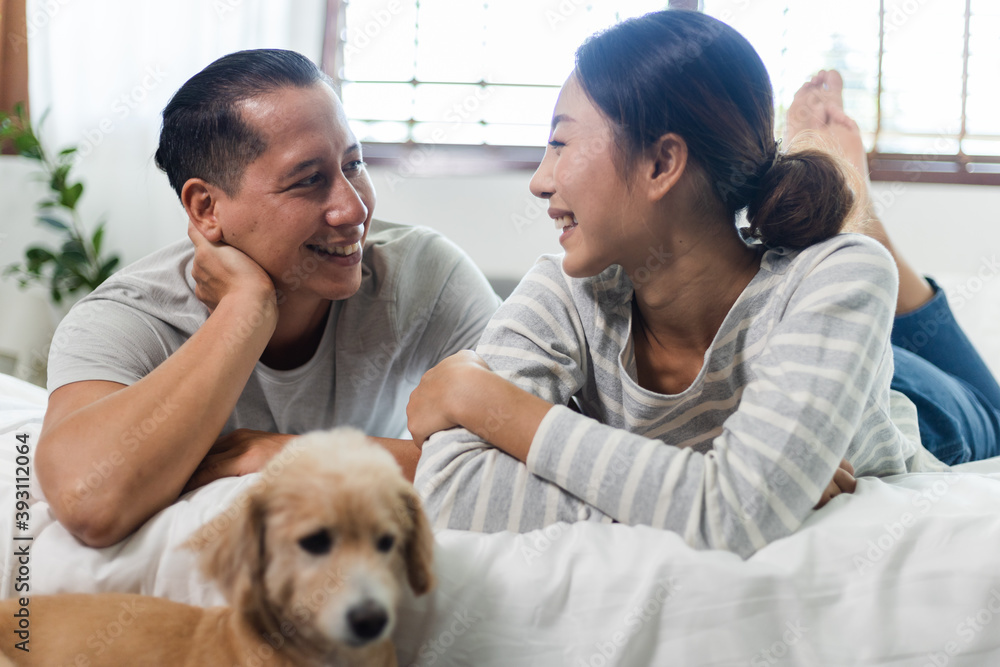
[[189, 429, 434, 657]]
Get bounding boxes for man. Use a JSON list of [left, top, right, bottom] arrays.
[[36, 49, 500, 548]]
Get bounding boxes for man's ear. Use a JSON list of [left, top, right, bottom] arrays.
[[645, 133, 689, 203], [181, 178, 225, 243]]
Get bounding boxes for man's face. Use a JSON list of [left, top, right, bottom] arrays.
[[212, 82, 375, 303]]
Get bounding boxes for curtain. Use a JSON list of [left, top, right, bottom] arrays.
[[0, 0, 29, 154], [23, 0, 324, 263]]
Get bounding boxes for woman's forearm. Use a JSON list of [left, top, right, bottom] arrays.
[[453, 370, 552, 463]]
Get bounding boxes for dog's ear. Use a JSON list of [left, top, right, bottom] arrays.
[[400, 486, 435, 596], [184, 485, 267, 607]]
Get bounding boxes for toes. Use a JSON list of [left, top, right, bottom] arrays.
[[825, 69, 844, 94], [828, 106, 859, 131]]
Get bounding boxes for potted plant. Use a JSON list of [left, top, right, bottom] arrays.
[[1, 102, 120, 311]]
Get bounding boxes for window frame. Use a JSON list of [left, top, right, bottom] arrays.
[[323, 0, 1000, 185]]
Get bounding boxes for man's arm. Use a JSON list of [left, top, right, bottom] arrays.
[[184, 430, 419, 490], [37, 222, 280, 548], [37, 286, 277, 548]]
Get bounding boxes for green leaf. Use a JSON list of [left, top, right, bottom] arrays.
[[52, 263, 84, 291], [58, 147, 77, 157], [25, 246, 57, 262], [14, 132, 42, 160], [61, 237, 86, 257], [98, 256, 120, 279], [50, 164, 71, 192], [37, 215, 69, 232], [92, 224, 105, 255], [25, 246, 57, 273], [60, 182, 84, 209]]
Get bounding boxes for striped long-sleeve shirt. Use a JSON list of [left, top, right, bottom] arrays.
[[415, 234, 947, 558]]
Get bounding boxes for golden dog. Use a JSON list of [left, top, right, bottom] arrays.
[[0, 428, 435, 666]]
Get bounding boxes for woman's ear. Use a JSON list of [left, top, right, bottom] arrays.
[[181, 178, 225, 243], [645, 133, 689, 202]]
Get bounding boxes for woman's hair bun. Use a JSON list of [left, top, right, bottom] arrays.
[[744, 147, 855, 249]]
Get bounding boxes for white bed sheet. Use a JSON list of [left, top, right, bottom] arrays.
[[3, 375, 1000, 666]]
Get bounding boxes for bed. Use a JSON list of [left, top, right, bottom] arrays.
[[3, 277, 1000, 666]]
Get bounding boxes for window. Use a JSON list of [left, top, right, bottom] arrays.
[[323, 0, 1000, 184], [323, 0, 667, 169], [702, 0, 1000, 184]]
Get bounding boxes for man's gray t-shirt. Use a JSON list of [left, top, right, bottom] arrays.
[[47, 219, 501, 439]]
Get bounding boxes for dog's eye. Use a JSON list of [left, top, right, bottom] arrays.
[[376, 534, 395, 553], [298, 529, 332, 555]]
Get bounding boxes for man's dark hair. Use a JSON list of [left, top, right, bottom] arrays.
[[154, 48, 332, 199]]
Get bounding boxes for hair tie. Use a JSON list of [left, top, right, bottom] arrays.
[[757, 139, 781, 180]]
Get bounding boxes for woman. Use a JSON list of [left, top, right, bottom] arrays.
[[407, 10, 952, 559]]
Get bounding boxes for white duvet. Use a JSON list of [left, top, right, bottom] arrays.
[[3, 375, 1000, 666]]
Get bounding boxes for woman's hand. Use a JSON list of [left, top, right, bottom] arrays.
[[407, 350, 492, 449], [188, 222, 276, 313], [813, 458, 856, 509], [184, 429, 295, 493]]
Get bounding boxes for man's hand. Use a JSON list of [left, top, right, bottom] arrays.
[[184, 429, 294, 493], [188, 222, 276, 313], [813, 458, 857, 509], [406, 350, 492, 449]]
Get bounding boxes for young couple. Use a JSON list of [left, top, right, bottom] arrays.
[[39, 10, 1000, 558]]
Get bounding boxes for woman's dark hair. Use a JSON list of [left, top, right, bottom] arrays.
[[575, 10, 853, 249], [155, 48, 331, 199]]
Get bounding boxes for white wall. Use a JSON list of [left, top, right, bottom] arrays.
[[4, 150, 1000, 386], [10, 159, 995, 291]]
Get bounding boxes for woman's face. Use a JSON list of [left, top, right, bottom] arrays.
[[529, 74, 644, 279]]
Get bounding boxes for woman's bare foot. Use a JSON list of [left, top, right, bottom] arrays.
[[785, 70, 933, 314]]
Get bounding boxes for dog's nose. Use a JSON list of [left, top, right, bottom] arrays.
[[347, 600, 389, 641]]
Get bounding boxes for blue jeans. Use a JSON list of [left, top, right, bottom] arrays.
[[891, 278, 1000, 464]]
